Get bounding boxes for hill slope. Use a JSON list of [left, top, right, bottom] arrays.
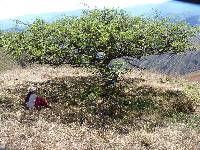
[[0, 65, 199, 149], [139, 51, 200, 75], [184, 70, 200, 83], [111, 50, 200, 76]]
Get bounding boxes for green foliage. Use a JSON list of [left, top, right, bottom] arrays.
[[1, 9, 199, 120], [1, 8, 199, 66], [1, 9, 199, 95]]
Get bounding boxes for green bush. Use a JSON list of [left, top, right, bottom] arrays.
[[1, 8, 199, 112], [1, 8, 199, 66]]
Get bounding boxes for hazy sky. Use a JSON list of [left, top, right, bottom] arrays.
[[0, 0, 168, 20]]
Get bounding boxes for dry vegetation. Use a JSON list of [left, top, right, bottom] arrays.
[[0, 48, 18, 72], [0, 65, 200, 150], [184, 70, 200, 83]]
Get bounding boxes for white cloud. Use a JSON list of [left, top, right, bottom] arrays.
[[0, 0, 168, 20]]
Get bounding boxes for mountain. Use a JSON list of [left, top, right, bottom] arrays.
[[139, 51, 200, 75], [126, 1, 200, 26], [110, 35, 200, 76], [112, 2, 200, 76], [0, 10, 82, 31], [185, 15, 200, 26], [126, 0, 200, 16], [1, 1, 200, 31], [110, 50, 200, 76]]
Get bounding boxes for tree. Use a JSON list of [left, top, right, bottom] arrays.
[[1, 8, 199, 88], [1, 8, 199, 122]]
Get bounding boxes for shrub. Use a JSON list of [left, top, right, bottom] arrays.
[[1, 8, 199, 67]]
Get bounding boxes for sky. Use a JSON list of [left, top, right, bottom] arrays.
[[0, 0, 168, 20]]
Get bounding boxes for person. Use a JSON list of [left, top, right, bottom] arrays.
[[25, 86, 51, 109]]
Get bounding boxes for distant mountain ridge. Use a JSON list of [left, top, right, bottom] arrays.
[[0, 10, 82, 31], [110, 49, 200, 76], [1, 1, 200, 31], [109, 36, 200, 76]]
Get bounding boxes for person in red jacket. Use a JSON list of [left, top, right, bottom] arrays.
[[25, 86, 51, 109]]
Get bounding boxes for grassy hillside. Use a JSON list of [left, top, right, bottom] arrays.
[[184, 70, 200, 83], [0, 48, 18, 72], [0, 65, 199, 149]]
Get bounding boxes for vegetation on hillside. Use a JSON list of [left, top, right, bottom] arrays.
[[0, 66, 200, 149], [0, 9, 200, 149], [0, 9, 199, 66], [0, 8, 199, 102], [0, 8, 199, 118], [0, 48, 18, 72]]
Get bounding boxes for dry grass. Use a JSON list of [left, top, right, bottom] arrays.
[[0, 112, 199, 150], [0, 64, 92, 91], [0, 65, 200, 150], [0, 48, 18, 72], [0, 101, 199, 150], [184, 70, 200, 84]]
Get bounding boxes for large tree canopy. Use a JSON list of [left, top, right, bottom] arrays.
[[1, 8, 199, 66], [0, 8, 199, 119]]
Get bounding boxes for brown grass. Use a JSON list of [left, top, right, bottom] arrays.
[[0, 65, 200, 150], [184, 70, 200, 83], [0, 48, 18, 72], [0, 112, 199, 150]]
